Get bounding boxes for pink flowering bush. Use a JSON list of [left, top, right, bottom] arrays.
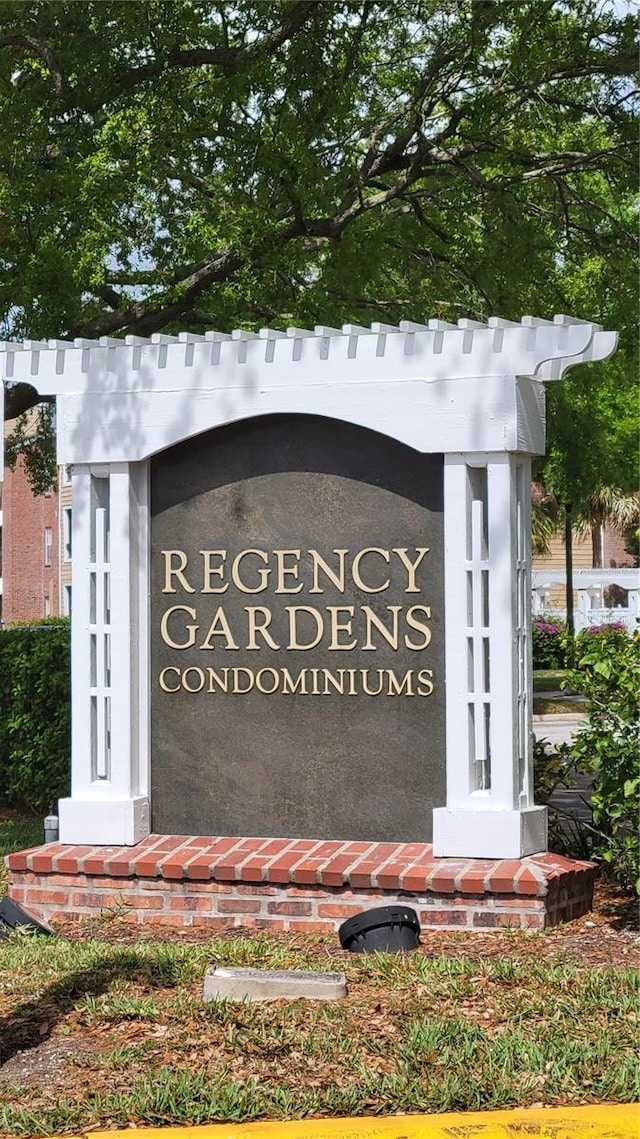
[[532, 618, 567, 669]]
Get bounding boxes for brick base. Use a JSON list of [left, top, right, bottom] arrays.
[[5, 836, 598, 932]]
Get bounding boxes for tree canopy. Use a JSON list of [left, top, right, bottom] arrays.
[[1, 0, 637, 484]]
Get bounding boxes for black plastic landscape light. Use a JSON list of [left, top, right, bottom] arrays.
[[0, 897, 54, 940], [338, 905, 420, 953]]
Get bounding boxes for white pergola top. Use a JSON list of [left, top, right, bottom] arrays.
[[0, 314, 617, 464], [0, 314, 617, 384]]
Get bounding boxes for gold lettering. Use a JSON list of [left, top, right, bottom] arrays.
[[417, 668, 434, 696], [158, 666, 181, 692], [160, 605, 198, 649], [231, 549, 270, 593], [327, 605, 357, 650], [200, 607, 240, 650], [393, 547, 429, 593], [404, 605, 432, 650], [310, 667, 321, 694], [162, 550, 195, 594], [256, 667, 280, 694], [273, 549, 304, 594], [207, 667, 230, 692], [281, 667, 308, 694], [200, 550, 229, 593], [361, 668, 385, 696], [232, 667, 254, 693], [182, 667, 205, 693], [362, 605, 401, 650], [287, 606, 324, 650], [346, 668, 357, 695], [246, 606, 279, 650], [309, 549, 347, 594], [322, 668, 346, 695], [387, 669, 414, 696], [352, 547, 391, 593]]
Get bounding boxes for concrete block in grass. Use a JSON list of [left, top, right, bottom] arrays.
[[203, 966, 347, 1002]]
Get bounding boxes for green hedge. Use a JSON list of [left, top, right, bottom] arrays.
[[0, 618, 70, 813]]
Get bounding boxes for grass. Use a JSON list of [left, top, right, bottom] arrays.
[[532, 672, 585, 714], [0, 931, 638, 1134], [0, 813, 43, 897], [0, 815, 43, 859], [533, 669, 570, 693], [0, 808, 637, 1134]]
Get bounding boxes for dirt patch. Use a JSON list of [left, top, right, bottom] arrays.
[[0, 1035, 102, 1091]]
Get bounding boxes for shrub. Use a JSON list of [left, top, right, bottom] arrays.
[[0, 619, 70, 813], [568, 626, 640, 893], [532, 618, 567, 669], [533, 735, 594, 861]]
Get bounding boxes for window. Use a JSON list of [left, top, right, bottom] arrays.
[[44, 595, 51, 617], [44, 527, 53, 566], [63, 508, 72, 561], [63, 585, 72, 617]]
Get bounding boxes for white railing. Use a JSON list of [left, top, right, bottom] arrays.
[[532, 568, 640, 632]]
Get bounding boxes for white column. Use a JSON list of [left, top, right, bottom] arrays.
[[58, 462, 150, 845], [627, 590, 639, 633], [433, 453, 547, 859], [576, 590, 591, 632]]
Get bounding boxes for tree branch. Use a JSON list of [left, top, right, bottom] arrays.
[[0, 32, 66, 93], [4, 383, 55, 421]]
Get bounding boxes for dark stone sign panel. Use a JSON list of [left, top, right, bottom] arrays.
[[151, 415, 445, 842]]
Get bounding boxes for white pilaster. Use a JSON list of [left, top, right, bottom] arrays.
[[58, 461, 150, 844], [433, 453, 546, 858]]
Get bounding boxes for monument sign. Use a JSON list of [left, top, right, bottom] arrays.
[[0, 317, 617, 859], [150, 417, 444, 840]]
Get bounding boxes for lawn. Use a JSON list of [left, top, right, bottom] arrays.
[[0, 811, 43, 899], [0, 815, 638, 1136], [533, 669, 570, 693], [532, 671, 585, 715], [0, 919, 638, 1135]]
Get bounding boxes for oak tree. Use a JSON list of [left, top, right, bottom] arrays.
[[1, 0, 636, 493]]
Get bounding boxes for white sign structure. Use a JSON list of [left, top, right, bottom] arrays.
[[0, 316, 617, 858]]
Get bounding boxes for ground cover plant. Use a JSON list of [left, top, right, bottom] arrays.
[[0, 889, 637, 1137]]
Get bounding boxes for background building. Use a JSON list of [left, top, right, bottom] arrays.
[[1, 418, 71, 624]]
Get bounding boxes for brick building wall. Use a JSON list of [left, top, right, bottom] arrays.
[[1, 453, 60, 624]]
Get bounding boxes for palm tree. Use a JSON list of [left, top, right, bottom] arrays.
[[530, 484, 639, 639], [531, 483, 560, 556], [579, 486, 640, 568]]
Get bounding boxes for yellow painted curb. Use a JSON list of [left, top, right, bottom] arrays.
[[88, 1102, 639, 1138]]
